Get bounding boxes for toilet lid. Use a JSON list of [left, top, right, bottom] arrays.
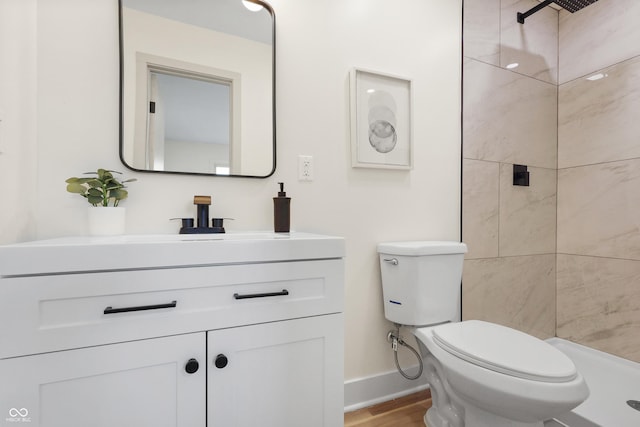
[[432, 320, 577, 383]]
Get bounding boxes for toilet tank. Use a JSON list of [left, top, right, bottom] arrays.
[[377, 241, 467, 326]]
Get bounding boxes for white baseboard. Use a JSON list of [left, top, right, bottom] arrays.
[[344, 365, 429, 413]]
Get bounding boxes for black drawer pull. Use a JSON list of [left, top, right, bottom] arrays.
[[104, 300, 177, 314], [233, 290, 289, 300]]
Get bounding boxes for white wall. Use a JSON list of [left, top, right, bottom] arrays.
[[0, 0, 38, 242], [1, 0, 461, 382], [165, 140, 229, 173]]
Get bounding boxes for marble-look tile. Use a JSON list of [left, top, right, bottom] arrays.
[[557, 159, 640, 260], [559, 0, 640, 84], [499, 164, 556, 256], [558, 56, 640, 169], [463, 58, 557, 169], [557, 254, 640, 362], [463, 0, 500, 65], [500, 0, 558, 84], [462, 254, 556, 339], [462, 159, 500, 259]]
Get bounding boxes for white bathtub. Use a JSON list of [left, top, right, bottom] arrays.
[[544, 338, 640, 427]]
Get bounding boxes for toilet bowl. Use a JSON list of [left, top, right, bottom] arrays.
[[413, 320, 589, 427], [377, 241, 589, 426]]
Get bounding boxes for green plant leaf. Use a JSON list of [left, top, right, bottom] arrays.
[[87, 195, 103, 205], [67, 169, 135, 207], [66, 177, 93, 184], [110, 189, 128, 200], [66, 183, 87, 194], [105, 184, 123, 191]]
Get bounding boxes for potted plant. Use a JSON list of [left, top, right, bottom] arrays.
[[65, 169, 136, 235]]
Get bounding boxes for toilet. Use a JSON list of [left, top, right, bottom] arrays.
[[377, 241, 589, 427]]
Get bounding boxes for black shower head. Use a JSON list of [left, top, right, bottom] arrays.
[[517, 0, 599, 24], [553, 0, 599, 13]]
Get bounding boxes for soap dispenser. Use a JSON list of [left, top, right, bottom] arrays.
[[273, 182, 291, 232]]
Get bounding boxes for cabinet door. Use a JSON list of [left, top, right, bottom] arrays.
[[207, 314, 344, 427], [0, 333, 205, 427]]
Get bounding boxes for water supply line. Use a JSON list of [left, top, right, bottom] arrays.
[[388, 324, 423, 380]]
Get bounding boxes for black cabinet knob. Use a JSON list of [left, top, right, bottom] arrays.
[[185, 358, 199, 374], [214, 354, 228, 369]]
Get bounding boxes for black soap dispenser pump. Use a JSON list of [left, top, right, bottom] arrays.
[[273, 182, 291, 233]]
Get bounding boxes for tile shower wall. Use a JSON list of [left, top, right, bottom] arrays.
[[556, 0, 640, 362], [465, 0, 640, 360], [462, 0, 558, 339]]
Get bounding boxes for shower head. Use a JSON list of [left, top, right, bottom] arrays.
[[553, 0, 599, 13], [517, 0, 599, 24]]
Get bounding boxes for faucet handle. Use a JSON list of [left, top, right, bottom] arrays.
[[194, 195, 211, 205], [170, 218, 195, 228]]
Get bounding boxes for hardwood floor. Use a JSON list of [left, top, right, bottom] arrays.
[[344, 390, 432, 427]]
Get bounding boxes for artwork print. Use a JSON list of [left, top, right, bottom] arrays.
[[350, 68, 412, 169]]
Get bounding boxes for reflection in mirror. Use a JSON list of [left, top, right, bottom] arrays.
[[149, 71, 231, 174], [119, 0, 275, 177]]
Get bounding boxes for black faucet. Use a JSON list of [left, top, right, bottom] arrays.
[[178, 195, 226, 234]]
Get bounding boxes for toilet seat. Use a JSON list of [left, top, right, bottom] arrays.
[[432, 320, 577, 383]]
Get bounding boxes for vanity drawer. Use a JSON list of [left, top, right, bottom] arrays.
[[0, 259, 343, 359]]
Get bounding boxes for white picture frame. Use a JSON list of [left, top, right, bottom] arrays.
[[349, 68, 413, 169]]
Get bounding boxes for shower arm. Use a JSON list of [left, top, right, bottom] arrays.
[[517, 0, 553, 24]]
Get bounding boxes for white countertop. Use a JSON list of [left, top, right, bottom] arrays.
[[0, 232, 345, 277]]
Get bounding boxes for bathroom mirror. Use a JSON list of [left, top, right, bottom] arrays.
[[119, 0, 275, 177]]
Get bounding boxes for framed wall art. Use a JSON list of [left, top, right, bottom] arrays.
[[349, 68, 413, 169]]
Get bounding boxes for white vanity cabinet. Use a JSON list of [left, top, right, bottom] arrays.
[[0, 233, 344, 427], [0, 333, 206, 427], [207, 314, 343, 427]]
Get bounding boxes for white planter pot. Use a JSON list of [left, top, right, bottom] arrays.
[[87, 207, 126, 236]]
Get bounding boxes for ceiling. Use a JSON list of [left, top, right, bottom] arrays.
[[123, 0, 273, 45]]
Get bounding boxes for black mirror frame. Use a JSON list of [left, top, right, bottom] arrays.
[[117, 0, 276, 178]]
